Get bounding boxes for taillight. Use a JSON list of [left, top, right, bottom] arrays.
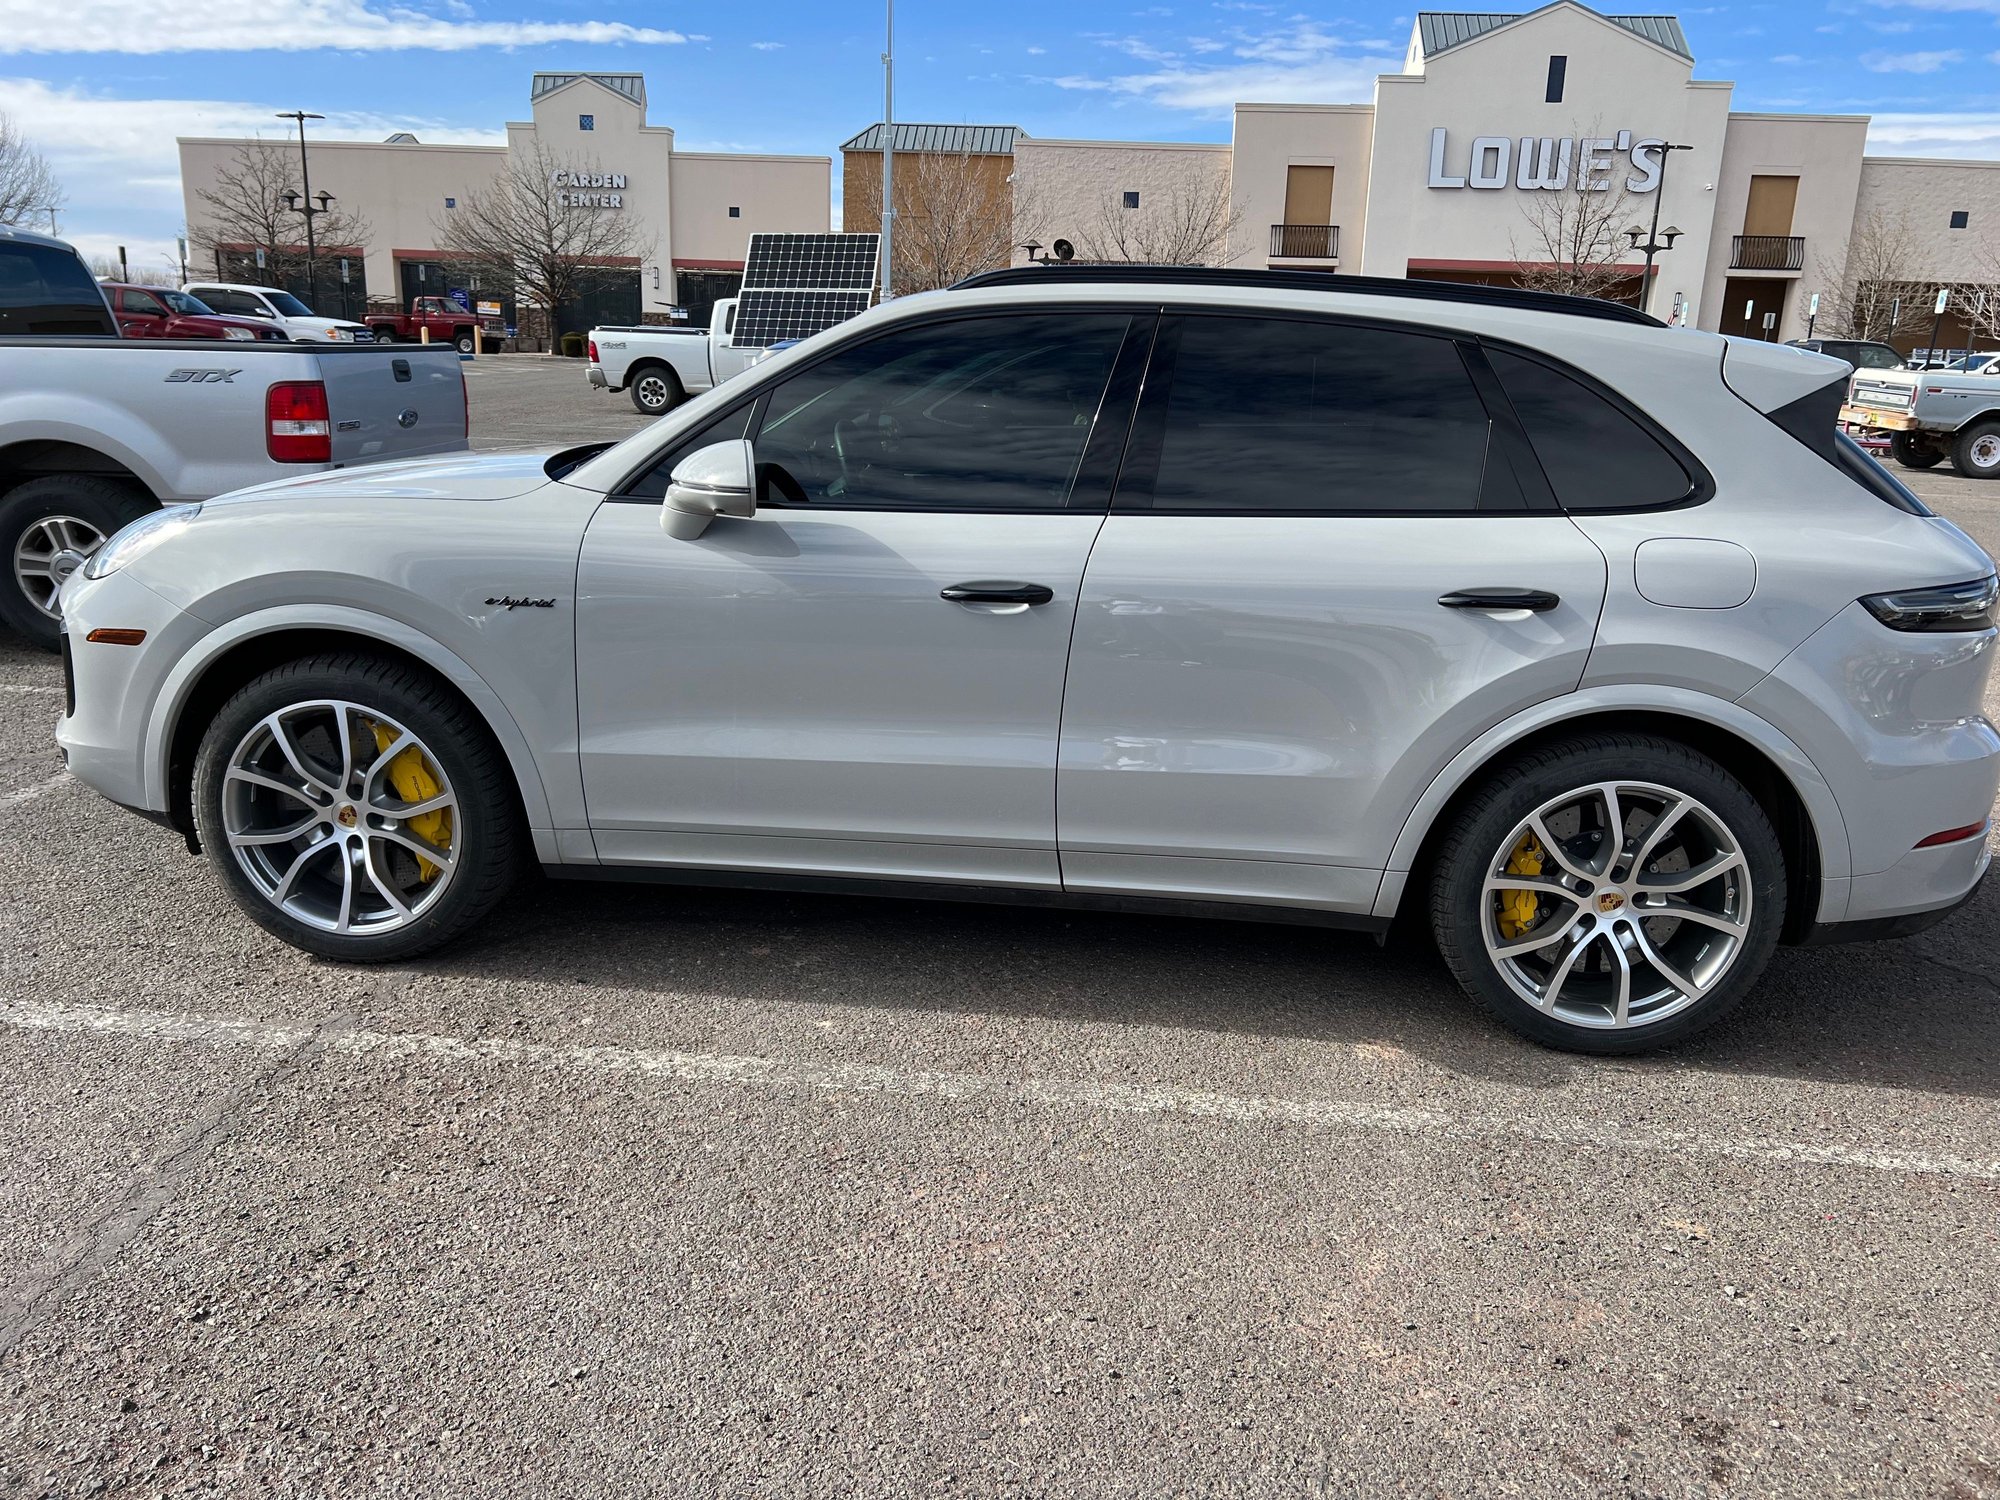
[[1860, 575, 1999, 632], [588, 339, 599, 363], [267, 381, 331, 463]]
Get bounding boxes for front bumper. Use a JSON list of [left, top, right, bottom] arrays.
[[53, 568, 202, 817]]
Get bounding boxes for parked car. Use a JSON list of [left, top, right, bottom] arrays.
[[103, 283, 289, 343], [1784, 337, 1903, 371], [180, 282, 374, 343], [57, 267, 1999, 1054], [1840, 358, 2000, 477], [1, 227, 468, 648], [587, 298, 760, 414], [367, 296, 502, 354]]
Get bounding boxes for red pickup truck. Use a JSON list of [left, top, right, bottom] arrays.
[[104, 283, 289, 342], [366, 296, 501, 353]]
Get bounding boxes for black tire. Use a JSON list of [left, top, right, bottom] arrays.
[[1429, 733, 1786, 1054], [629, 363, 683, 416], [0, 475, 154, 650], [192, 651, 523, 962], [454, 331, 476, 355], [1949, 420, 2000, 480], [1891, 432, 1944, 470], [371, 326, 396, 345]]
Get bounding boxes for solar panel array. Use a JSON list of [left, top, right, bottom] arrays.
[[734, 290, 874, 349], [742, 233, 881, 293], [733, 232, 880, 348]]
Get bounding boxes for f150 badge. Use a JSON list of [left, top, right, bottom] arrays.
[[164, 368, 241, 383]]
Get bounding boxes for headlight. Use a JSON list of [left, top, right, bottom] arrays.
[[82, 505, 202, 580], [326, 327, 352, 342], [1861, 575, 1999, 632], [223, 326, 255, 340]]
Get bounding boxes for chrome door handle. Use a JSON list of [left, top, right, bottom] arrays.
[[940, 581, 1055, 605], [1437, 588, 1561, 612]]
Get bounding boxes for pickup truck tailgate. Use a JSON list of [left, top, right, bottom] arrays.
[[318, 346, 466, 465]]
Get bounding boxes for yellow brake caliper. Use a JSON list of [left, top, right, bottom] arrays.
[[370, 723, 450, 882], [1497, 832, 1546, 940]]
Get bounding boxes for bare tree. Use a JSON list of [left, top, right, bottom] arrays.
[[431, 139, 654, 340], [189, 139, 370, 299], [1806, 206, 1929, 343], [1075, 174, 1241, 266], [846, 149, 1036, 293], [1509, 146, 1640, 303], [0, 111, 63, 228], [86, 255, 175, 287]]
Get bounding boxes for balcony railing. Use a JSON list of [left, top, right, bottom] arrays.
[[1270, 223, 1339, 259], [1731, 234, 1805, 271]]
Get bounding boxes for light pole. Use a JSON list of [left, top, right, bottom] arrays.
[[276, 110, 327, 310], [880, 0, 895, 300], [1623, 141, 1692, 315]]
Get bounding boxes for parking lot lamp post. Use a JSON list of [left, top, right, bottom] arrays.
[[1623, 141, 1692, 315], [276, 110, 327, 310]]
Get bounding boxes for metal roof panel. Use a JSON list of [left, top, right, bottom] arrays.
[[840, 123, 1022, 155]]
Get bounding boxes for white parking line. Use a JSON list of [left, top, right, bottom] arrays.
[[0, 773, 67, 809], [2, 999, 1994, 1181]]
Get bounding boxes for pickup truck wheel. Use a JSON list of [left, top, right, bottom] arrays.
[[370, 326, 396, 344], [193, 652, 523, 961], [630, 364, 683, 416], [0, 476, 154, 650], [1950, 422, 2000, 480], [454, 332, 476, 355], [1891, 432, 1945, 470]]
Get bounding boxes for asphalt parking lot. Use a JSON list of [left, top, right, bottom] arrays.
[[2, 359, 1997, 1496]]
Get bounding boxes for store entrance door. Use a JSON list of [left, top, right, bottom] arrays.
[[1719, 278, 1787, 341]]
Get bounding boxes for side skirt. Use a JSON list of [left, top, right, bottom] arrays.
[[542, 862, 1393, 936]]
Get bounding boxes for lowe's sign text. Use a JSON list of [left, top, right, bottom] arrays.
[[1427, 128, 1669, 192]]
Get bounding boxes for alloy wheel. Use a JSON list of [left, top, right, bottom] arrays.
[[221, 699, 460, 936], [636, 375, 671, 412], [1480, 780, 1751, 1030], [12, 514, 108, 619]]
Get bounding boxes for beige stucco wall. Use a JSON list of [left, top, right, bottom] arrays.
[[1855, 158, 2000, 284], [1008, 138, 1233, 264], [1360, 1, 1733, 326], [177, 136, 506, 299], [1226, 105, 1374, 269], [180, 72, 832, 315], [669, 153, 831, 275], [1694, 113, 1868, 340]]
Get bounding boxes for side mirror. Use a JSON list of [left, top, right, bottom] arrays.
[[662, 438, 757, 540]]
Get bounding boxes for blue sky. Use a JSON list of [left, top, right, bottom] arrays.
[[1, 0, 1993, 276]]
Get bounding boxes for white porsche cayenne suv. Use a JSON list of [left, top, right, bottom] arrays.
[[55, 268, 2000, 1053]]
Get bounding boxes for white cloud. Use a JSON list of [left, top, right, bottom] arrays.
[[1770, 51, 1804, 62], [1051, 18, 1395, 112], [750, 40, 784, 50], [0, 0, 689, 54], [1866, 110, 2000, 156], [1026, 45, 1047, 54], [1861, 47, 1964, 70]]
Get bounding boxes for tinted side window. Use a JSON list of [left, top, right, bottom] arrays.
[[1489, 347, 1696, 510], [121, 288, 167, 316], [0, 243, 115, 337], [198, 289, 255, 316], [753, 313, 1129, 511], [1144, 316, 1495, 513]]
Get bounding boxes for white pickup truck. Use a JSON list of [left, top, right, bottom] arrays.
[[1, 226, 468, 647], [1842, 352, 2000, 479], [586, 298, 763, 415]]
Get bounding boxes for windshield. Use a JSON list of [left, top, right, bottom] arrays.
[[161, 290, 213, 316], [265, 290, 314, 317]]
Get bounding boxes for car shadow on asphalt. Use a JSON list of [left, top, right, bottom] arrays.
[[416, 868, 2000, 1100]]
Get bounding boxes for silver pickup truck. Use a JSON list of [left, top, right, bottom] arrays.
[[1841, 353, 2000, 479], [0, 225, 467, 647]]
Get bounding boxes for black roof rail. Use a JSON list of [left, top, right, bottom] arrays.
[[950, 264, 1666, 328]]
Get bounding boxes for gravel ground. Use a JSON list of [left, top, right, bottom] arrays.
[[1, 369, 1997, 1497]]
